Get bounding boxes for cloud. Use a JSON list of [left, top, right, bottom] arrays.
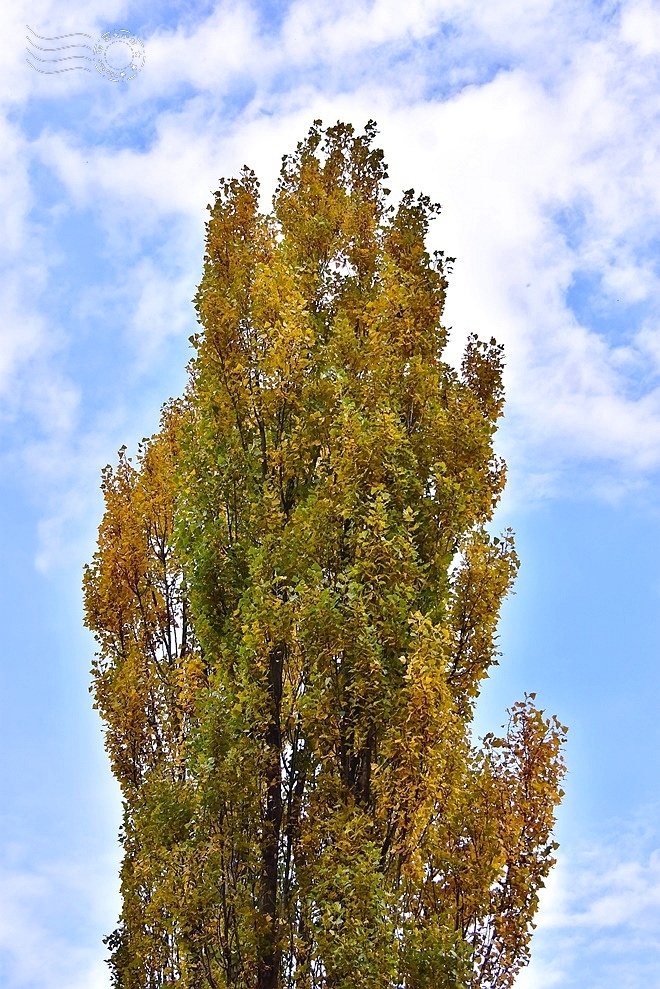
[[276, 0, 448, 66], [516, 812, 660, 988], [89, 7, 660, 481], [0, 846, 120, 989], [4, 0, 660, 574], [139, 1, 260, 94], [620, 0, 660, 56]]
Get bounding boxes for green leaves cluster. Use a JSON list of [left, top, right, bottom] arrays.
[[83, 120, 567, 989]]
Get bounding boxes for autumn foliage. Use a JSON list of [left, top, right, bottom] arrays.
[[83, 120, 566, 989]]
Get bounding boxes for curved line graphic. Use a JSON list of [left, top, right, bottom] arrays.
[[26, 38, 93, 53], [26, 50, 93, 64], [26, 56, 91, 73], [26, 25, 93, 41]]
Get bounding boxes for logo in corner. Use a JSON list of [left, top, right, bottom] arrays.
[[26, 25, 145, 82], [93, 29, 145, 82]]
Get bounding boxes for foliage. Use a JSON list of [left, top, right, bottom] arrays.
[[83, 120, 567, 989]]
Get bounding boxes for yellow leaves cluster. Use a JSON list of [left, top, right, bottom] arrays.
[[84, 120, 567, 989]]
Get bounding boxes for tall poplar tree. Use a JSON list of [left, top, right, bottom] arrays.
[[84, 120, 566, 989]]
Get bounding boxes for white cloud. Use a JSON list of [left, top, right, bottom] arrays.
[[5, 0, 660, 564], [140, 1, 260, 93], [635, 321, 660, 373], [516, 813, 660, 988], [0, 848, 120, 989], [126, 255, 197, 365], [620, 0, 660, 56], [0, 279, 48, 400], [277, 0, 447, 65]]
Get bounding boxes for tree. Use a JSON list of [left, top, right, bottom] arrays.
[[83, 119, 567, 989]]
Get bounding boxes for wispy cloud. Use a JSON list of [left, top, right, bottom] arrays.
[[516, 811, 660, 988], [0, 845, 120, 989], [2, 0, 659, 552], [26, 4, 660, 470]]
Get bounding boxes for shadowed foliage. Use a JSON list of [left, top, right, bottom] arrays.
[[84, 120, 566, 989]]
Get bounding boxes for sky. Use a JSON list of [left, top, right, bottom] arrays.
[[1, 0, 660, 986]]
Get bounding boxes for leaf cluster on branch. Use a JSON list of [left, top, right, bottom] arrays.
[[83, 120, 567, 989]]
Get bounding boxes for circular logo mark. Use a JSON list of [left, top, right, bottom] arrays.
[[93, 29, 145, 82]]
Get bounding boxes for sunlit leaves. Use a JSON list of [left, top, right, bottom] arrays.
[[84, 120, 566, 989]]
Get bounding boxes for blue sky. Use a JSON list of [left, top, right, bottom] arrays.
[[1, 1, 660, 986]]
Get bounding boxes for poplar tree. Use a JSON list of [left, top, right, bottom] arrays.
[[84, 120, 566, 989]]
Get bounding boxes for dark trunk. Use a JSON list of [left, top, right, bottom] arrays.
[[257, 642, 284, 989]]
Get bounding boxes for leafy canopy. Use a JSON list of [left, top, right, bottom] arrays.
[[84, 119, 566, 989]]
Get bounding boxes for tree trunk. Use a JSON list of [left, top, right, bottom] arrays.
[[257, 642, 284, 989]]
